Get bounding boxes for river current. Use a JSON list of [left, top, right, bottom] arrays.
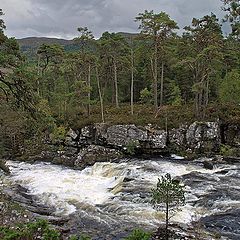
[[4, 158, 240, 239]]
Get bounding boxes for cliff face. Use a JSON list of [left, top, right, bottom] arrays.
[[14, 121, 240, 169], [75, 122, 220, 154]]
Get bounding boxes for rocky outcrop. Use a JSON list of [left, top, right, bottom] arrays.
[[105, 124, 147, 147], [169, 125, 187, 151], [63, 122, 221, 159], [222, 124, 240, 147], [52, 147, 78, 167], [186, 122, 220, 152], [18, 121, 227, 168], [74, 145, 122, 169], [81, 124, 168, 152]]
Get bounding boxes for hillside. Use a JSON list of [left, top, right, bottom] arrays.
[[17, 37, 74, 48], [16, 32, 139, 57], [17, 37, 78, 58]]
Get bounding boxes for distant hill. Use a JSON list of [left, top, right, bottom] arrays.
[[17, 37, 79, 58], [117, 32, 139, 39], [17, 32, 139, 58], [17, 37, 74, 48]]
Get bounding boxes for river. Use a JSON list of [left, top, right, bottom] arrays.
[[4, 158, 240, 239]]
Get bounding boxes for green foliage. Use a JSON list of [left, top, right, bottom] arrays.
[[125, 140, 138, 155], [166, 80, 183, 106], [222, 0, 240, 37], [69, 234, 91, 240], [69, 236, 79, 240], [219, 70, 240, 104], [135, 10, 179, 38], [124, 229, 151, 240], [140, 88, 152, 104], [49, 125, 67, 143], [151, 173, 185, 210], [0, 219, 60, 240], [80, 235, 91, 240], [151, 173, 185, 236], [220, 144, 235, 156]]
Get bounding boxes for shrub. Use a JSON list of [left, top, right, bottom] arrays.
[[0, 219, 60, 240], [49, 125, 67, 143], [125, 229, 151, 240], [125, 140, 138, 155], [69, 234, 91, 240], [140, 88, 152, 104], [220, 144, 235, 156]]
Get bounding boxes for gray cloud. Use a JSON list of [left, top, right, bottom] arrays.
[[1, 0, 225, 39]]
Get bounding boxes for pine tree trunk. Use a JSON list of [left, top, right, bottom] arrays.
[[87, 63, 91, 116], [160, 62, 164, 107], [203, 78, 209, 119], [113, 59, 119, 108], [154, 43, 158, 112], [165, 202, 169, 240], [195, 93, 199, 118], [199, 90, 203, 119], [131, 48, 134, 115], [37, 55, 40, 96], [95, 65, 105, 123]]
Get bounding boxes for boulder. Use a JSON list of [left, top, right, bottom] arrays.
[[144, 129, 167, 149], [169, 125, 187, 150], [27, 150, 57, 162], [66, 128, 79, 140], [203, 160, 214, 170], [74, 145, 122, 169], [65, 136, 78, 147], [186, 122, 220, 152], [78, 126, 95, 145], [106, 124, 147, 147], [223, 124, 240, 147], [52, 147, 78, 167], [0, 160, 10, 174]]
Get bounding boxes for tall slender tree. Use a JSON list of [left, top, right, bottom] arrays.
[[181, 14, 223, 118], [99, 32, 129, 108], [75, 27, 94, 116], [135, 11, 179, 111]]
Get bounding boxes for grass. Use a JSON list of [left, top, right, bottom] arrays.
[[66, 102, 240, 130]]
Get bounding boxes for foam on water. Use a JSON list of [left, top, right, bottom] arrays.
[[6, 159, 232, 225], [8, 161, 121, 215]]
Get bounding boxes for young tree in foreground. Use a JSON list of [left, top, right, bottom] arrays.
[[151, 173, 185, 240]]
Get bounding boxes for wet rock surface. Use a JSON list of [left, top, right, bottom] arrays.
[[75, 145, 122, 169], [4, 184, 56, 216], [200, 209, 240, 240], [0, 173, 34, 227], [178, 162, 240, 240], [0, 159, 10, 174]]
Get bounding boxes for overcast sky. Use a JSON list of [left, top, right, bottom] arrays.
[[1, 0, 227, 39]]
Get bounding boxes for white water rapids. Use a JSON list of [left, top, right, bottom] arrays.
[[4, 158, 240, 238]]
